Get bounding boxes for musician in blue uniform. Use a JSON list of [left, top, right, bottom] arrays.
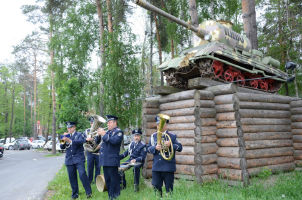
[[60, 121, 92, 199], [97, 115, 123, 200], [85, 117, 101, 184], [119, 129, 147, 192], [148, 116, 182, 197]]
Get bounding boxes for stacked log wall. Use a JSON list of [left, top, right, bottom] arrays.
[[196, 90, 218, 182], [290, 100, 302, 168], [237, 92, 295, 176], [208, 84, 249, 185]]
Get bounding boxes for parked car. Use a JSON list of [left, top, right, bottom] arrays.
[[31, 140, 45, 149], [13, 139, 31, 150], [37, 135, 46, 141], [44, 141, 64, 152], [0, 137, 15, 145], [4, 140, 17, 150], [0, 143, 4, 158]]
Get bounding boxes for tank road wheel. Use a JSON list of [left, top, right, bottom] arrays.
[[259, 80, 269, 91], [267, 79, 275, 92], [212, 60, 224, 78], [249, 79, 259, 89], [224, 68, 234, 82], [235, 73, 245, 86]]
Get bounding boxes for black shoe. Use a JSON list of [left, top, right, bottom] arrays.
[[134, 184, 139, 192], [87, 194, 92, 198]]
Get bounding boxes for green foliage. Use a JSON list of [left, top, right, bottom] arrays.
[[257, 167, 273, 179], [101, 26, 143, 129]]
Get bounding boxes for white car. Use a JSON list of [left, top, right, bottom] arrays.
[[44, 141, 64, 152], [31, 140, 45, 149], [4, 140, 17, 150], [0, 137, 15, 145]]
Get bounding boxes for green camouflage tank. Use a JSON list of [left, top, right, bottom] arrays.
[[135, 0, 293, 92]]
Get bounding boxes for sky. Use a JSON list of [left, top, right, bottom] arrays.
[[0, 0, 37, 64]]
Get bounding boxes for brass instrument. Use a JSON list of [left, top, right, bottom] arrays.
[[60, 134, 71, 145], [157, 114, 174, 161], [96, 174, 107, 192], [84, 115, 107, 153]]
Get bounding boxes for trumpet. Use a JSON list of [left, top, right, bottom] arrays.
[[157, 114, 174, 161], [60, 134, 71, 145]]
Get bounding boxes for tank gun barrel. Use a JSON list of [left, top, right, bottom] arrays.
[[134, 0, 208, 39]]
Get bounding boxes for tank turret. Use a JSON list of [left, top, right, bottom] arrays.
[[135, 0, 294, 92]]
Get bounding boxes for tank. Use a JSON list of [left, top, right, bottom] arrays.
[[135, 0, 293, 92]]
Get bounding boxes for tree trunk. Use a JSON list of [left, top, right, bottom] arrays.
[[96, 0, 105, 116], [154, 14, 163, 86], [149, 13, 153, 95], [242, 0, 258, 49], [33, 53, 37, 139], [188, 0, 199, 45], [106, 0, 113, 33], [23, 85, 26, 136], [8, 84, 15, 139]]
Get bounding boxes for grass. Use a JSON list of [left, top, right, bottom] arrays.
[[45, 152, 63, 157], [46, 165, 302, 200]]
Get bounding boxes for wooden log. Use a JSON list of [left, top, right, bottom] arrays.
[[199, 90, 214, 100], [143, 100, 159, 108], [290, 100, 302, 108], [195, 154, 217, 165], [292, 129, 302, 135], [293, 143, 302, 150], [200, 108, 216, 118], [239, 109, 291, 118], [167, 123, 196, 130], [195, 164, 218, 175], [245, 140, 292, 150], [199, 174, 218, 182], [144, 169, 152, 178], [214, 94, 238, 105], [216, 128, 242, 138], [175, 155, 195, 165], [159, 90, 196, 104], [206, 83, 237, 95], [144, 114, 157, 122], [215, 104, 239, 113], [145, 129, 156, 137], [201, 126, 216, 136], [188, 77, 221, 89], [290, 107, 302, 115], [216, 147, 245, 158], [248, 162, 295, 176], [241, 118, 291, 125], [194, 143, 218, 155], [242, 125, 291, 133], [291, 115, 302, 122], [216, 112, 238, 121], [197, 135, 217, 143], [216, 138, 240, 147], [176, 146, 194, 155], [169, 116, 195, 124], [160, 99, 195, 111], [295, 160, 302, 167], [172, 130, 195, 138], [239, 101, 290, 110], [218, 168, 243, 180], [146, 122, 157, 129], [245, 147, 294, 159], [162, 107, 195, 117], [175, 164, 195, 175], [237, 93, 293, 104], [292, 122, 302, 129], [244, 132, 292, 141], [293, 135, 302, 143], [154, 86, 183, 95], [216, 121, 239, 129], [200, 100, 215, 108], [217, 157, 246, 169], [145, 108, 160, 115], [177, 138, 195, 146], [294, 150, 302, 159], [247, 156, 294, 168], [201, 118, 216, 126]]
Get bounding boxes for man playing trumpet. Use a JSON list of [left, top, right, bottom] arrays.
[[119, 129, 147, 192], [60, 121, 92, 199]]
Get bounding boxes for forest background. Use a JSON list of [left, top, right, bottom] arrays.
[[0, 0, 301, 153]]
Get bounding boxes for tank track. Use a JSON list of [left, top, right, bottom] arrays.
[[164, 58, 282, 93]]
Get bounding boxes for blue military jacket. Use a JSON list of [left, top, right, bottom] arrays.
[[119, 141, 147, 163], [99, 127, 123, 167], [60, 131, 86, 166], [148, 131, 182, 172]]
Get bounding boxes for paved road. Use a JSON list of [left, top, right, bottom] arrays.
[[0, 149, 64, 200]]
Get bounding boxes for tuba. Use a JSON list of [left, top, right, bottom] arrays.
[[84, 115, 106, 153], [157, 114, 174, 161]]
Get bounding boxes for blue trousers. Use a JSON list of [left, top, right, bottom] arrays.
[[152, 171, 174, 196], [86, 152, 100, 184], [103, 166, 120, 200], [120, 163, 142, 188], [66, 162, 92, 198]]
